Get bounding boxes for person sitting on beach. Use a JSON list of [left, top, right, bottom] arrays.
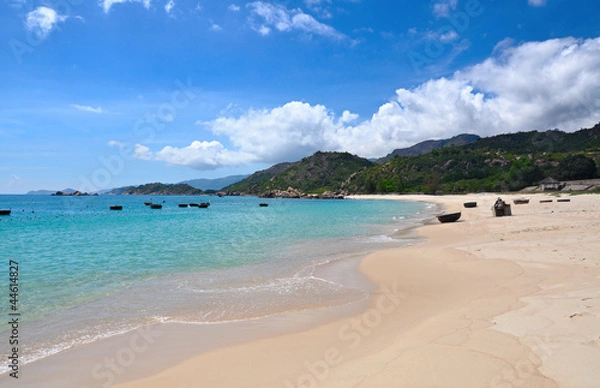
[[494, 197, 505, 210]]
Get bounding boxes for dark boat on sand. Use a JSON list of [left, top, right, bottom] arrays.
[[437, 212, 461, 223], [463, 202, 477, 208], [109, 205, 123, 211], [513, 198, 530, 205], [150, 204, 162, 209], [0, 210, 11, 216]]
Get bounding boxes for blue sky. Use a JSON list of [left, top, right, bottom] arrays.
[[1, 0, 599, 193]]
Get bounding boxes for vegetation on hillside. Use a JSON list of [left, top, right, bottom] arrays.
[[112, 183, 205, 195], [225, 152, 373, 195], [225, 122, 600, 195]]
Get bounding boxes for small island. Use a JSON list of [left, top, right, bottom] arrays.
[[105, 183, 205, 196]]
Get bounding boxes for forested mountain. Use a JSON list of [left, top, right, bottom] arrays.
[[225, 123, 600, 195], [106, 183, 205, 195], [224, 152, 373, 195], [378, 133, 480, 162]]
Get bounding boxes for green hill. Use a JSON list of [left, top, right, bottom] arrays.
[[348, 123, 600, 194], [108, 183, 205, 195], [224, 122, 600, 196], [224, 152, 374, 195], [378, 133, 480, 162]]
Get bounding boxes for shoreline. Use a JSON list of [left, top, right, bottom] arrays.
[[117, 192, 599, 387], [2, 198, 433, 387], [8, 193, 600, 387]]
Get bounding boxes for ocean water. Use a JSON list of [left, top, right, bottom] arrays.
[[0, 195, 434, 373]]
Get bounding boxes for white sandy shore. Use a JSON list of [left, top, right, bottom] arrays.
[[8, 193, 599, 387], [111, 192, 599, 387]]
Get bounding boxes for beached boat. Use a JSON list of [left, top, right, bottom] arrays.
[[0, 210, 11, 216], [198, 202, 210, 208], [513, 198, 530, 205], [259, 203, 269, 207], [463, 202, 477, 208], [150, 204, 162, 209], [109, 205, 123, 211], [557, 199, 571, 203], [437, 212, 461, 223], [178, 204, 189, 208], [540, 199, 553, 203]]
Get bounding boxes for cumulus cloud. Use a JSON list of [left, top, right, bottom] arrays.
[[228, 4, 240, 12], [101, 0, 151, 13], [135, 141, 257, 169], [72, 104, 105, 113], [247, 1, 346, 40], [25, 7, 68, 40], [135, 36, 600, 169]]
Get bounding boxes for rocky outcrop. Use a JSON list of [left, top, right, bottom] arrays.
[[52, 190, 90, 196], [259, 187, 347, 199]]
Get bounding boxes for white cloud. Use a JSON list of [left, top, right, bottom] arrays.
[[72, 104, 105, 114], [432, 0, 458, 18], [25, 7, 68, 40], [133, 144, 153, 160], [108, 140, 126, 148], [228, 4, 240, 12], [138, 141, 257, 169], [247, 1, 346, 40], [101, 0, 151, 13], [135, 36, 600, 169], [210, 23, 222, 32], [165, 0, 175, 14], [528, 0, 547, 6]]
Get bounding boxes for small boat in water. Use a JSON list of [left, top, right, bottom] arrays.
[[463, 202, 477, 208], [198, 202, 210, 208], [150, 204, 162, 209], [0, 209, 11, 216], [144, 202, 152, 206], [189, 203, 199, 207], [109, 205, 123, 211], [259, 203, 269, 207], [437, 212, 461, 223], [178, 204, 189, 208]]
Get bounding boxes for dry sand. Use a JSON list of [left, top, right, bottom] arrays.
[[113, 193, 600, 388]]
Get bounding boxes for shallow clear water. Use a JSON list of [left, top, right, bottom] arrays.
[[0, 195, 434, 372]]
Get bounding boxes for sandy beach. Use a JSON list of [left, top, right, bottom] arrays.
[[8, 193, 599, 387], [102, 192, 599, 388]]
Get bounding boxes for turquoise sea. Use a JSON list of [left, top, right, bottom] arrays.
[[0, 195, 434, 374]]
